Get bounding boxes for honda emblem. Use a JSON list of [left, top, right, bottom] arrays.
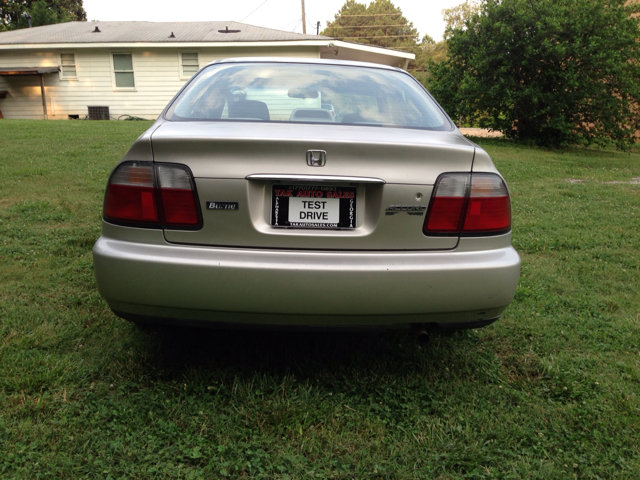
[[306, 150, 326, 167]]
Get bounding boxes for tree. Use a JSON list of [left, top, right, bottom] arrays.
[[429, 0, 640, 148], [441, 1, 480, 40], [411, 35, 448, 88], [415, 35, 447, 68], [1, 0, 86, 31], [414, 0, 479, 74], [321, 0, 419, 53]]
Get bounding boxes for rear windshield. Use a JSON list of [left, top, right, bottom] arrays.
[[165, 62, 452, 131]]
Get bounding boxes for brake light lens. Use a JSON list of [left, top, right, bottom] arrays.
[[157, 164, 200, 227], [104, 163, 158, 225], [462, 175, 511, 233], [424, 173, 511, 236], [424, 173, 469, 233], [103, 162, 202, 229]]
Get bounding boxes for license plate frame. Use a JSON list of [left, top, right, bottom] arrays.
[[271, 184, 356, 229]]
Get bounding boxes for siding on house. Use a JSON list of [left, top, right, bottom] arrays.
[[0, 46, 320, 120]]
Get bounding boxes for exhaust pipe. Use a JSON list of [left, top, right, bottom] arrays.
[[411, 324, 433, 344], [415, 329, 430, 344]]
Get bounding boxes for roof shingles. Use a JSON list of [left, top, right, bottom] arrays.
[[0, 21, 332, 44]]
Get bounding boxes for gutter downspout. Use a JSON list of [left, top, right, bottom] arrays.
[[39, 74, 48, 120]]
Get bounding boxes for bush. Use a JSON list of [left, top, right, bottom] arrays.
[[429, 0, 640, 148]]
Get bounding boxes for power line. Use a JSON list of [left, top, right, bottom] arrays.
[[290, 19, 302, 32], [326, 24, 411, 29], [278, 17, 300, 30], [278, 16, 301, 30], [240, 0, 270, 22], [338, 34, 418, 38], [336, 13, 403, 17]]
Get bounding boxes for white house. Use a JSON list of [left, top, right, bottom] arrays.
[[0, 21, 414, 120]]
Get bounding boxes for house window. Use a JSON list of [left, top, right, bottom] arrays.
[[60, 53, 77, 79], [181, 53, 199, 77], [112, 53, 135, 88]]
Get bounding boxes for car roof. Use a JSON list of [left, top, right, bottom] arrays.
[[205, 57, 404, 73]]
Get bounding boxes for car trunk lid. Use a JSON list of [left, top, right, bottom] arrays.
[[151, 122, 475, 250]]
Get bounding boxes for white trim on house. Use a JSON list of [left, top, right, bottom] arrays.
[[0, 41, 330, 50], [0, 40, 414, 60], [329, 41, 413, 60]]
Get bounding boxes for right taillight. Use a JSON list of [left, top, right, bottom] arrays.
[[423, 173, 511, 236], [103, 161, 202, 230]]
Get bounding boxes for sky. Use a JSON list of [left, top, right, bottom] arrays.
[[82, 0, 464, 42]]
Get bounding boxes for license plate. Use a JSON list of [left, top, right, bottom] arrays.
[[271, 185, 356, 229]]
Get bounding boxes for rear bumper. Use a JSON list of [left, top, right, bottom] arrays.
[[93, 236, 520, 327]]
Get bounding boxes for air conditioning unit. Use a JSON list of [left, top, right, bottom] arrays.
[[88, 106, 110, 120]]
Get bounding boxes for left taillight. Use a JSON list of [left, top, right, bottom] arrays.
[[103, 161, 202, 230]]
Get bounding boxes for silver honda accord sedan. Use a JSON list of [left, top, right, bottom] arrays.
[[93, 58, 520, 330]]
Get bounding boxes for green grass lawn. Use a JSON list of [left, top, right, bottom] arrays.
[[1, 120, 639, 478]]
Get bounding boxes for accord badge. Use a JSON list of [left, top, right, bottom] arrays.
[[385, 205, 426, 215]]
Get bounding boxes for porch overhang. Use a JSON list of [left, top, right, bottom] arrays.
[[0, 67, 59, 119], [0, 66, 60, 75]]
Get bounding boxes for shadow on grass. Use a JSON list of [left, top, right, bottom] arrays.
[[130, 323, 495, 388]]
